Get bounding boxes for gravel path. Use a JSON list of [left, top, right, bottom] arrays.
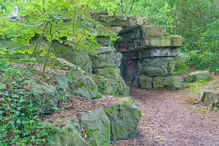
[[113, 88, 219, 146]]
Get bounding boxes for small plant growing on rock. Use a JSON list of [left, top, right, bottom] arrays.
[[104, 108, 118, 115]]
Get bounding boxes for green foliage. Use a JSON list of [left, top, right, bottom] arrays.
[[0, 66, 60, 145], [104, 108, 118, 115], [122, 99, 133, 104], [172, 60, 190, 75], [0, 0, 119, 71], [95, 76, 109, 94], [116, 0, 175, 26]]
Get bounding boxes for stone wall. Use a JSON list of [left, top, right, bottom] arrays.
[[94, 14, 184, 89]]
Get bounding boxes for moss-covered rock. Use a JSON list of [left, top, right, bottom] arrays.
[[104, 104, 141, 141], [53, 42, 93, 73], [23, 80, 60, 114], [52, 104, 142, 145], [53, 118, 89, 146], [139, 75, 152, 88], [68, 69, 98, 99], [80, 109, 111, 146], [93, 67, 129, 95], [93, 67, 120, 80], [163, 76, 184, 90], [140, 66, 168, 77], [200, 90, 219, 108], [91, 47, 122, 69], [55, 75, 72, 99], [185, 71, 211, 82], [141, 57, 176, 74], [153, 77, 164, 88], [116, 76, 130, 95]]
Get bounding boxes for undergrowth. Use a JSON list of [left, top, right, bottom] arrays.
[[172, 60, 190, 75], [0, 62, 60, 145]]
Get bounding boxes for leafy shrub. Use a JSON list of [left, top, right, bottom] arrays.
[[184, 50, 219, 74], [0, 67, 60, 145]]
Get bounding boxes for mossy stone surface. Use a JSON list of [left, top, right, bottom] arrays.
[[80, 109, 111, 146], [104, 104, 141, 141]]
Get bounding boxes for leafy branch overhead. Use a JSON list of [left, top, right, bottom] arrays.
[[0, 0, 119, 69]]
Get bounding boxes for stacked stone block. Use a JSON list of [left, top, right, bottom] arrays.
[[94, 14, 184, 89]]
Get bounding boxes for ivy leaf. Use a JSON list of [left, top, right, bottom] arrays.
[[0, 82, 6, 90]]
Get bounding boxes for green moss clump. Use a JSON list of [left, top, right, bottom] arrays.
[[122, 99, 133, 104], [104, 108, 118, 115], [188, 80, 210, 94], [103, 67, 118, 80]]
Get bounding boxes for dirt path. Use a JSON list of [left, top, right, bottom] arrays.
[[113, 88, 219, 146]]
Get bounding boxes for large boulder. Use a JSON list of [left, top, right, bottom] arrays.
[[80, 109, 111, 146], [91, 47, 122, 68], [93, 66, 129, 95], [73, 76, 98, 99], [53, 118, 88, 146], [93, 73, 129, 95], [104, 104, 141, 141], [53, 42, 93, 73], [200, 90, 219, 107], [23, 80, 60, 114], [93, 67, 120, 80], [116, 76, 130, 95], [185, 71, 211, 82], [55, 75, 72, 99], [68, 69, 98, 99], [139, 75, 152, 88]]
